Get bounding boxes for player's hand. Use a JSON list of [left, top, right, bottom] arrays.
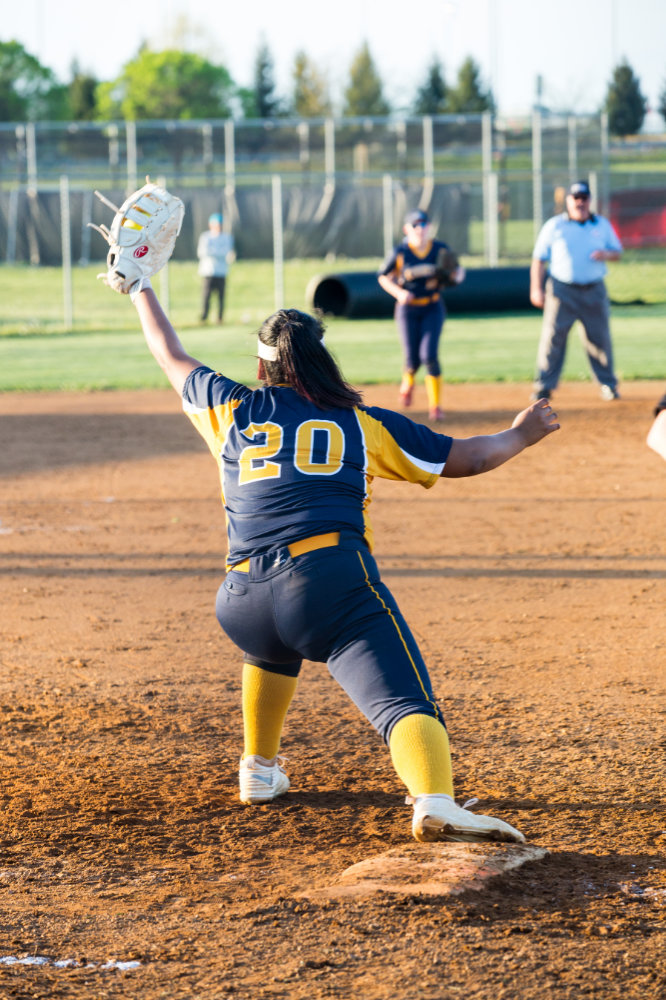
[[511, 398, 560, 446], [530, 287, 545, 309], [398, 289, 414, 306], [590, 250, 606, 261]]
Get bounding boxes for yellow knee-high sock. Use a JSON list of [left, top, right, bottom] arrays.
[[242, 663, 298, 760], [424, 374, 441, 411], [389, 713, 454, 797]]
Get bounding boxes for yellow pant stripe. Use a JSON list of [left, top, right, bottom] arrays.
[[356, 551, 442, 722]]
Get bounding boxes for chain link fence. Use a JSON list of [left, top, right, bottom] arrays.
[[1, 113, 665, 265]]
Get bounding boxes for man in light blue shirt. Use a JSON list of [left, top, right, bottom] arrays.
[[530, 180, 623, 401]]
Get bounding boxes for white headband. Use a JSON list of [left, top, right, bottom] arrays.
[[257, 339, 278, 361], [257, 334, 326, 362]]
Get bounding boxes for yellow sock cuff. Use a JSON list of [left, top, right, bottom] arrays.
[[424, 374, 441, 409], [401, 371, 415, 390], [389, 713, 453, 798], [242, 663, 298, 760]]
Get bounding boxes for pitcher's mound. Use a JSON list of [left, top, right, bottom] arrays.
[[300, 842, 548, 901]]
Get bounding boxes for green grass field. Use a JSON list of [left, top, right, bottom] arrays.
[[1, 252, 665, 391]]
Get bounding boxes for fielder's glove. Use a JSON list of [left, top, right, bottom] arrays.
[[435, 247, 460, 288], [90, 178, 184, 297]]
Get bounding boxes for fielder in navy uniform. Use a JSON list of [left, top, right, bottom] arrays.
[[530, 180, 623, 402], [378, 209, 465, 422], [129, 282, 559, 844]]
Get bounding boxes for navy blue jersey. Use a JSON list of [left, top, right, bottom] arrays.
[[183, 366, 452, 563], [379, 238, 451, 299]]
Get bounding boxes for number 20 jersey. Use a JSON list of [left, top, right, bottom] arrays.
[[182, 366, 453, 564]]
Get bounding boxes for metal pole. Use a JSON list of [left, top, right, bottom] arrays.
[[481, 111, 498, 265], [422, 116, 434, 184], [157, 175, 170, 315], [600, 112, 610, 218], [224, 119, 236, 193], [60, 175, 73, 330], [532, 109, 543, 242], [382, 174, 394, 259], [126, 120, 137, 191], [6, 188, 18, 264], [272, 174, 284, 310], [324, 118, 335, 187], [26, 123, 38, 191], [568, 115, 578, 183]]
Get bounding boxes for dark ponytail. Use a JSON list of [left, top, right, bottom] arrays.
[[257, 309, 363, 410]]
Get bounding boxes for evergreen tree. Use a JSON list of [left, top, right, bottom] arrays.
[[250, 40, 282, 118], [447, 57, 495, 114], [604, 59, 647, 136], [659, 78, 666, 128], [342, 42, 390, 117], [291, 51, 331, 118], [68, 61, 98, 121], [413, 57, 448, 115]]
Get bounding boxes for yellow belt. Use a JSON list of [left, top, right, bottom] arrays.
[[409, 293, 440, 306], [227, 531, 341, 573]]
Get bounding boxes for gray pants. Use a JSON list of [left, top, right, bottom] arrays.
[[534, 277, 618, 394]]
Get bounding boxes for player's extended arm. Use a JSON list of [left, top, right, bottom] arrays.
[[133, 287, 203, 395], [378, 273, 413, 305], [529, 259, 547, 309], [441, 398, 559, 478]]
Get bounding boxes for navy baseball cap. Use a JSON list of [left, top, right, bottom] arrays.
[[404, 209, 429, 226], [569, 181, 590, 198]]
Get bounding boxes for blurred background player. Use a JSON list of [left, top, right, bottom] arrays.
[[647, 391, 666, 461], [197, 211, 235, 324], [529, 180, 623, 402], [120, 274, 559, 845], [378, 209, 465, 422]]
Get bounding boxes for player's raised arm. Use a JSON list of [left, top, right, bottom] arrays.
[[442, 398, 560, 478], [132, 285, 202, 395]]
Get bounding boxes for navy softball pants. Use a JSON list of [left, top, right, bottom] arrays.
[[395, 299, 446, 376], [215, 534, 445, 744]]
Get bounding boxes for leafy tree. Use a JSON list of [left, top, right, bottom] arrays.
[[68, 61, 98, 121], [413, 57, 448, 115], [342, 42, 390, 117], [249, 40, 283, 118], [291, 50, 331, 117], [604, 59, 647, 136], [94, 47, 235, 120], [447, 57, 495, 114], [0, 40, 61, 121]]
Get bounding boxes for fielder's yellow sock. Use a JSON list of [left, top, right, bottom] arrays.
[[389, 713, 454, 797], [242, 663, 298, 760], [400, 371, 415, 393], [425, 374, 442, 411]]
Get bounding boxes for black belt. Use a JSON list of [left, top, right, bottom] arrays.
[[559, 280, 602, 290]]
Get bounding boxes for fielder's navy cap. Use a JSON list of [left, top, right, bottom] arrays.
[[209, 212, 223, 224], [404, 209, 429, 226], [569, 180, 590, 198]]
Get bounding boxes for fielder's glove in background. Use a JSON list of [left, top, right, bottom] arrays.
[[435, 247, 460, 288], [90, 179, 184, 296]]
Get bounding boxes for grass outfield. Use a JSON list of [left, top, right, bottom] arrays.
[[1, 252, 665, 391]]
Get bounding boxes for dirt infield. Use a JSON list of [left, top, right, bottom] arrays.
[[0, 381, 664, 1000]]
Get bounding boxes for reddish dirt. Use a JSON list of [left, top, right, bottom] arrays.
[[0, 381, 664, 999]]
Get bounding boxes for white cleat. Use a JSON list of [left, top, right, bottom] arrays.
[[239, 754, 290, 804], [410, 794, 526, 844]]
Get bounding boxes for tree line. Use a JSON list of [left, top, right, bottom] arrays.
[[0, 35, 659, 136]]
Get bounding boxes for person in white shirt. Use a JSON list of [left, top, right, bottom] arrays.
[[197, 212, 235, 323]]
